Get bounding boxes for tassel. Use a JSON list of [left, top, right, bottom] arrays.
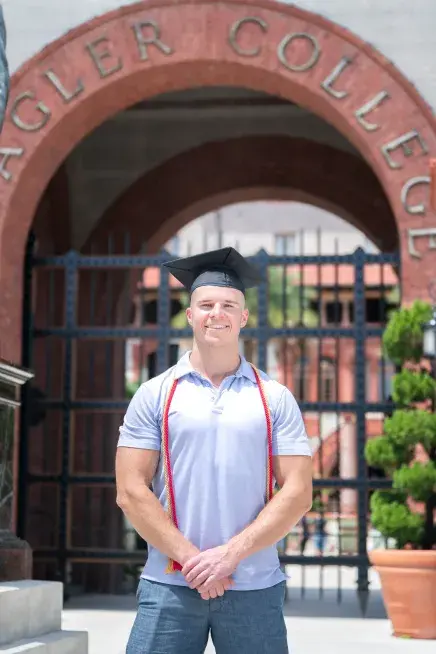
[[165, 559, 183, 574]]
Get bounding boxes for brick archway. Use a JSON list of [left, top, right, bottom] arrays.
[[85, 136, 396, 254], [1, 0, 436, 358]]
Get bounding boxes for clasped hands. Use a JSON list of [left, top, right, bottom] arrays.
[[181, 544, 239, 600]]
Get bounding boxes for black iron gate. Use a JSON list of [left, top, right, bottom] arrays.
[[19, 238, 399, 604]]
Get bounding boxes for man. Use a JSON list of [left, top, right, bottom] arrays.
[[116, 247, 313, 654], [0, 3, 9, 132]]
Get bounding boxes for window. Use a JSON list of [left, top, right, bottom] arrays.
[[325, 301, 343, 324], [293, 358, 308, 401], [366, 298, 388, 323], [274, 233, 296, 256], [320, 359, 336, 402], [349, 298, 395, 325]]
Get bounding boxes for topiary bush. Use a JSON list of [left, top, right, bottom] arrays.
[[365, 300, 436, 550]]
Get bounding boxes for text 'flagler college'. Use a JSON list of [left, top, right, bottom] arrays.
[[0, 12, 432, 233]]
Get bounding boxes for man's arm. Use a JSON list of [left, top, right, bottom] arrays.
[[230, 386, 314, 558], [116, 382, 199, 566], [116, 446, 233, 599], [0, 5, 9, 132], [115, 447, 199, 566], [183, 455, 312, 590], [227, 454, 312, 560], [116, 382, 232, 599]]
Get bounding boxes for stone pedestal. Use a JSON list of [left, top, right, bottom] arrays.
[[0, 358, 34, 582], [0, 530, 32, 581]]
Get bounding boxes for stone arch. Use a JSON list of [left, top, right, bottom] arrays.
[[85, 136, 396, 254], [0, 0, 435, 358]]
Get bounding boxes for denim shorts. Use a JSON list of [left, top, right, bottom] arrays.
[[126, 577, 288, 654]]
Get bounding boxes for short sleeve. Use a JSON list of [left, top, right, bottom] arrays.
[[117, 383, 161, 450], [272, 387, 312, 457]]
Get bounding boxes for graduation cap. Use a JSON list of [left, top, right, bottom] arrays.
[[162, 247, 261, 295]]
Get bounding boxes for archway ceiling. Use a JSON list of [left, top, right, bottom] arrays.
[[85, 134, 396, 255], [64, 87, 360, 250]]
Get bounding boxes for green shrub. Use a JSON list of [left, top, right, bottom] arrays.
[[369, 491, 424, 550], [382, 300, 432, 365], [392, 369, 436, 407], [365, 300, 436, 550]]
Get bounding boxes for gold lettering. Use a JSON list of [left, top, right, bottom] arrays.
[[277, 33, 320, 72], [355, 91, 390, 131], [321, 56, 353, 99], [228, 17, 268, 56], [44, 69, 84, 103], [401, 176, 430, 215], [381, 130, 429, 170], [86, 37, 123, 79], [10, 92, 51, 132], [0, 147, 25, 182], [132, 20, 173, 60]]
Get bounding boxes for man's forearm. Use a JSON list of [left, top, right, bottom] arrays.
[[117, 486, 199, 565], [228, 482, 312, 563]]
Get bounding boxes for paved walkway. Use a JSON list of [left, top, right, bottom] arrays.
[[62, 568, 435, 653]]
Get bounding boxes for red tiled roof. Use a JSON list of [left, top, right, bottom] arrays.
[[141, 264, 398, 289]]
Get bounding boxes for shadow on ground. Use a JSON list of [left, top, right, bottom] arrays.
[[65, 594, 137, 613], [284, 587, 387, 619]]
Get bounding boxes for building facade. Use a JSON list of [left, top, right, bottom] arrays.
[[0, 0, 435, 592]]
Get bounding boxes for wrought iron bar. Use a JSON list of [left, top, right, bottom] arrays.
[[21, 244, 401, 597], [26, 473, 393, 489]]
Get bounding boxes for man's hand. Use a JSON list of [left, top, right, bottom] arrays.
[[178, 545, 234, 600], [182, 544, 239, 594], [197, 577, 233, 600]]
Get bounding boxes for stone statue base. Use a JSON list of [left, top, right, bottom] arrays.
[[0, 529, 32, 581]]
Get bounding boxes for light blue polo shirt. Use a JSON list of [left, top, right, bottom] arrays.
[[118, 352, 312, 591]]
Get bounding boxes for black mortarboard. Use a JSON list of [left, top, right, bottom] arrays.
[[162, 247, 261, 295]]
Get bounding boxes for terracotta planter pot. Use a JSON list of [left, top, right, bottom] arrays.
[[369, 549, 436, 639]]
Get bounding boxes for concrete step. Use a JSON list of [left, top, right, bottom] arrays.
[[0, 630, 88, 653], [0, 581, 62, 646]]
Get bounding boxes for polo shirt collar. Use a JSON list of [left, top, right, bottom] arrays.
[[174, 350, 256, 383]]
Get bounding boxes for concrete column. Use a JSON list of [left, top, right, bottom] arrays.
[[339, 415, 357, 515]]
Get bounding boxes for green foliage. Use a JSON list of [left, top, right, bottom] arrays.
[[384, 409, 436, 457], [171, 292, 189, 328], [365, 299, 436, 550], [392, 369, 436, 407], [393, 462, 436, 503], [125, 380, 141, 399], [246, 267, 317, 328], [370, 491, 424, 550], [382, 300, 432, 366], [311, 495, 324, 514], [365, 436, 409, 474]]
